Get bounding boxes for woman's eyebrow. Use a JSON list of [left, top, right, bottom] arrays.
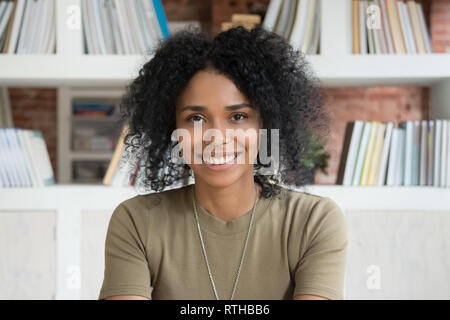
[[179, 103, 253, 112]]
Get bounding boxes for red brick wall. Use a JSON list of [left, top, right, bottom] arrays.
[[7, 0, 450, 185], [431, 0, 450, 53]]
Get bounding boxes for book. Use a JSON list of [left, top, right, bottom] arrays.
[[377, 121, 393, 185], [0, 128, 55, 188], [368, 122, 386, 185], [339, 121, 364, 186], [262, 0, 282, 32], [352, 121, 372, 186], [360, 121, 378, 185]]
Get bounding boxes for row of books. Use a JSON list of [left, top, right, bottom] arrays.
[[352, 0, 432, 54], [0, 127, 55, 188], [73, 102, 114, 117], [263, 0, 320, 54], [0, 0, 55, 54], [337, 120, 450, 187], [81, 0, 170, 55]]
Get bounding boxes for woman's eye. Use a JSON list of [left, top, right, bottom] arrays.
[[188, 115, 204, 123], [231, 113, 248, 121]]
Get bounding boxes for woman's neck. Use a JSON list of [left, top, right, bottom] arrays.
[[193, 176, 261, 222]]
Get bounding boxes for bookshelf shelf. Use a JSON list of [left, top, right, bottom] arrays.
[[1, 184, 449, 210], [308, 54, 450, 86], [69, 151, 114, 161], [1, 53, 449, 87]]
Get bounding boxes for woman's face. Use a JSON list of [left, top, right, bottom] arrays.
[[175, 70, 263, 188]]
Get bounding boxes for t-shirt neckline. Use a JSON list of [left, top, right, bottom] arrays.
[[186, 184, 274, 236]]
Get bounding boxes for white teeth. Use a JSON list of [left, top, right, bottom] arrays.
[[204, 154, 236, 165]]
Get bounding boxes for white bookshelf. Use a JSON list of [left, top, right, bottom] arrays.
[[57, 86, 124, 183]]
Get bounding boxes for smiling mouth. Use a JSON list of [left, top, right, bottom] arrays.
[[201, 152, 241, 165]]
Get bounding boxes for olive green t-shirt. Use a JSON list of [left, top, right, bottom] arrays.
[[98, 183, 348, 300]]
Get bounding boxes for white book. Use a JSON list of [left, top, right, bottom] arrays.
[[23, 129, 42, 187], [343, 121, 364, 186], [367, 3, 375, 54], [396, 128, 405, 186], [0, 129, 20, 187], [0, 2, 7, 25], [402, 121, 413, 185], [139, 0, 158, 49], [100, 0, 114, 54], [134, 0, 153, 55], [128, 0, 147, 54], [29, 0, 47, 53], [14, 128, 34, 186], [87, 0, 100, 54], [387, 127, 399, 186], [417, 3, 432, 53], [434, 120, 442, 187], [446, 120, 450, 187], [4, 128, 28, 187], [6, 0, 26, 53], [26, 130, 55, 186], [440, 120, 448, 187], [375, 0, 387, 54], [122, 0, 140, 54], [274, 0, 290, 36], [308, 0, 320, 54], [377, 121, 394, 185], [16, 0, 33, 53], [360, 0, 368, 54], [401, 0, 417, 54], [300, 0, 316, 54], [379, 0, 394, 54], [262, 0, 282, 31], [0, 130, 11, 187], [14, 128, 34, 187], [427, 120, 435, 185], [289, 0, 309, 52], [369, 0, 382, 54], [18, 129, 39, 187], [397, 0, 412, 54], [0, 2, 14, 45], [81, 0, 94, 53], [419, 120, 427, 185], [147, 0, 163, 40], [38, 0, 54, 54], [93, 0, 107, 54], [25, 0, 43, 54], [411, 120, 420, 185], [352, 122, 372, 186], [108, 0, 124, 54], [113, 0, 132, 54], [45, 11, 56, 54]]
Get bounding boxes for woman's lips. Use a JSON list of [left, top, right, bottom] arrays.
[[200, 152, 242, 171]]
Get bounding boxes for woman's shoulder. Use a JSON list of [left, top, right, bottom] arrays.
[[114, 184, 191, 218], [275, 185, 345, 223]]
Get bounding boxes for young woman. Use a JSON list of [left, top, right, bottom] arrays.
[[98, 26, 348, 300]]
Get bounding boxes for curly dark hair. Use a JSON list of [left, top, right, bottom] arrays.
[[117, 25, 328, 199]]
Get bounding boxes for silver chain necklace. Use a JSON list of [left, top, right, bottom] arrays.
[[192, 184, 259, 300]]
